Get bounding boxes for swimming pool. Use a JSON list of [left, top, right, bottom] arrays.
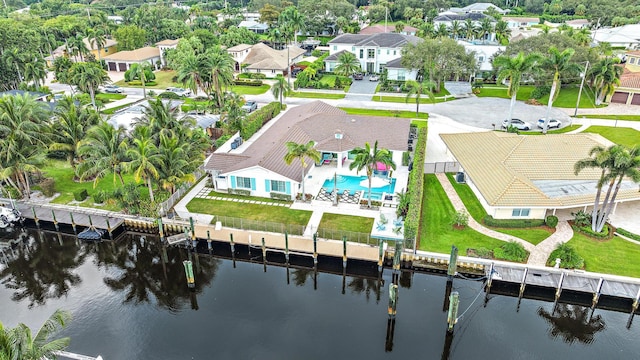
[[321, 175, 396, 200]]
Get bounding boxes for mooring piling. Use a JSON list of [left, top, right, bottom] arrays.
[[342, 236, 347, 270], [32, 207, 39, 228], [105, 218, 113, 239], [207, 230, 212, 251], [189, 217, 196, 248], [388, 283, 398, 317], [555, 272, 565, 303], [51, 210, 59, 231], [69, 212, 76, 234], [157, 218, 164, 243], [447, 291, 459, 333], [447, 245, 458, 283], [393, 241, 402, 272], [284, 232, 289, 264], [183, 260, 195, 288], [313, 232, 318, 265], [378, 240, 384, 273], [385, 318, 396, 352], [593, 278, 604, 308]]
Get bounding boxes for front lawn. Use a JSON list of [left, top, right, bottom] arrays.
[[580, 114, 640, 121], [186, 198, 312, 234], [318, 213, 374, 233], [520, 124, 582, 135], [445, 173, 552, 245], [372, 95, 451, 104], [567, 232, 640, 277], [289, 91, 346, 99], [584, 126, 640, 148], [231, 84, 271, 95], [476, 85, 602, 109], [114, 70, 179, 89], [476, 86, 534, 101], [420, 174, 509, 253], [339, 107, 429, 119], [95, 93, 126, 102]]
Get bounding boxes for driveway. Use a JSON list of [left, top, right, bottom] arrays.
[[345, 75, 378, 101]]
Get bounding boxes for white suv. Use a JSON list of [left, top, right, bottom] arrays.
[[166, 87, 191, 97]]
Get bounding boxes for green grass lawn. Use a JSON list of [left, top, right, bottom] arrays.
[[186, 198, 312, 232], [114, 70, 178, 89], [568, 232, 640, 277], [580, 114, 640, 121], [207, 191, 292, 204], [318, 74, 341, 88], [411, 119, 428, 128], [339, 107, 429, 119], [101, 103, 132, 115], [290, 91, 346, 99], [231, 84, 271, 95], [476, 86, 534, 101], [95, 93, 126, 102], [477, 85, 602, 109], [444, 173, 552, 245], [372, 95, 451, 104], [520, 124, 582, 135], [318, 213, 374, 233], [420, 174, 510, 254], [584, 126, 640, 147], [38, 160, 145, 206]]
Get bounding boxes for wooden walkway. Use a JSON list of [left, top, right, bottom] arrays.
[[14, 202, 124, 230]]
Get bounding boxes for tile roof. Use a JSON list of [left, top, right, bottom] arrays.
[[502, 17, 539, 23], [205, 101, 411, 182], [227, 44, 252, 52], [620, 68, 640, 89], [359, 24, 418, 35], [244, 43, 306, 70], [156, 39, 180, 46], [434, 13, 495, 22], [440, 131, 640, 208], [103, 47, 160, 61], [324, 50, 350, 61], [386, 57, 403, 68], [328, 33, 421, 48]]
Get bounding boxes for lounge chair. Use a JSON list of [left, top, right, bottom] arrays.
[[376, 222, 386, 231], [393, 216, 404, 227]]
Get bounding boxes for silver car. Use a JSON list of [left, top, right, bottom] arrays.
[[501, 118, 532, 131], [166, 87, 191, 97], [537, 118, 562, 129]]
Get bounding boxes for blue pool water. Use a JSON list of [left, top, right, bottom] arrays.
[[321, 175, 396, 200]]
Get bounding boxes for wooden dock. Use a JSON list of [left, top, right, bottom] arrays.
[[14, 202, 124, 231]]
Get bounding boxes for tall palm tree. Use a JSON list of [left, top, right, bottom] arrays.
[[280, 6, 305, 45], [0, 309, 71, 360], [405, 79, 435, 116], [449, 20, 462, 39], [541, 47, 581, 133], [334, 51, 361, 77], [4, 47, 25, 83], [23, 55, 47, 90], [203, 47, 234, 108], [493, 52, 543, 123], [136, 98, 181, 138], [478, 17, 494, 43], [0, 94, 50, 198], [124, 127, 162, 202], [176, 52, 206, 98], [463, 18, 476, 40], [69, 61, 109, 108], [86, 28, 107, 61], [128, 62, 153, 98], [574, 145, 640, 232], [284, 140, 321, 199], [77, 121, 128, 186], [157, 133, 196, 194], [435, 23, 449, 38], [68, 34, 89, 62], [50, 97, 100, 169], [349, 141, 397, 208], [272, 74, 290, 106], [588, 57, 623, 106], [418, 22, 435, 39]]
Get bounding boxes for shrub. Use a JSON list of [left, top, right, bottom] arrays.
[[571, 210, 591, 227], [617, 228, 640, 241], [493, 241, 528, 262], [240, 102, 282, 140], [471, 247, 493, 259], [233, 79, 263, 86], [547, 243, 584, 269], [215, 135, 231, 148], [73, 189, 88, 201], [127, 80, 157, 86], [402, 151, 411, 166], [92, 190, 108, 204], [158, 92, 182, 99], [359, 199, 382, 207], [249, 73, 266, 79], [404, 127, 427, 241], [450, 210, 469, 227], [228, 189, 251, 196], [545, 215, 558, 228], [531, 85, 551, 99], [574, 224, 611, 239], [237, 73, 251, 79], [483, 215, 545, 228], [38, 178, 56, 197], [270, 192, 292, 201], [2, 186, 21, 200]]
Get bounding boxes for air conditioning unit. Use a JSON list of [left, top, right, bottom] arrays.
[[455, 172, 466, 184]]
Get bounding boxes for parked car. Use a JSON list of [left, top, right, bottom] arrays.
[[165, 87, 191, 97], [353, 73, 364, 80], [242, 100, 258, 112], [369, 75, 380, 81], [501, 118, 532, 131], [291, 67, 303, 77], [103, 85, 124, 94], [537, 118, 562, 129]]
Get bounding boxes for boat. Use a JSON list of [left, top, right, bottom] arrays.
[[77, 226, 106, 241]]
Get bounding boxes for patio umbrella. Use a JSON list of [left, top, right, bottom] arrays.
[[333, 172, 338, 206], [360, 177, 391, 189]]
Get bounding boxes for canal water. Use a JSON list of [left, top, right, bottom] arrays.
[[1, 228, 639, 359]]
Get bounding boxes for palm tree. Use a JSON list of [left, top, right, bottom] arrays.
[[176, 52, 206, 98], [124, 127, 162, 202], [157, 133, 196, 194], [538, 304, 605, 344], [349, 141, 396, 208], [86, 28, 107, 61], [435, 24, 449, 38], [50, 97, 100, 169], [203, 47, 234, 108], [494, 20, 511, 44], [418, 22, 435, 39], [541, 47, 581, 133], [0, 309, 71, 360], [284, 141, 321, 199], [463, 18, 476, 40], [574, 145, 640, 232], [589, 57, 623, 106], [280, 6, 305, 45], [4, 47, 25, 83], [272, 74, 290, 106], [449, 20, 462, 39], [405, 79, 435, 116], [478, 17, 494, 43], [68, 34, 89, 62], [69, 61, 109, 108], [136, 98, 182, 138], [23, 55, 47, 90], [222, 92, 246, 134], [0, 94, 50, 198], [493, 52, 543, 123], [77, 121, 128, 186], [334, 51, 361, 77], [128, 62, 153, 98]]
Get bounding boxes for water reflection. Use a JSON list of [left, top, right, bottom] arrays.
[[538, 303, 606, 344], [347, 278, 382, 303], [0, 230, 86, 308]]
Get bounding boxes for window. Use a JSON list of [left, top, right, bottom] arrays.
[[393, 50, 396, 55], [368, 49, 375, 58], [359, 49, 364, 59], [333, 45, 337, 51], [352, 46, 355, 51], [271, 180, 286, 193], [377, 49, 380, 55], [478, 56, 484, 62], [630, 57, 637, 64], [272, 70, 276, 73], [398, 70, 405, 81], [236, 177, 252, 189], [387, 49, 389, 55], [511, 208, 530, 217]]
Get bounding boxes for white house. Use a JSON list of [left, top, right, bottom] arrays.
[[204, 101, 410, 199], [241, 43, 305, 77], [324, 33, 421, 75], [156, 39, 180, 67], [433, 13, 497, 42], [502, 17, 539, 29], [458, 40, 505, 76], [384, 58, 418, 81], [458, 3, 507, 14], [593, 24, 640, 49], [239, 20, 269, 34], [226, 44, 253, 71]]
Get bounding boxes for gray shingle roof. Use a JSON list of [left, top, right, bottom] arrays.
[[329, 33, 421, 48], [325, 50, 350, 61], [434, 13, 494, 22], [385, 57, 403, 68], [205, 101, 411, 182]]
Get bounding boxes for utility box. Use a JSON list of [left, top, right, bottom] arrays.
[[455, 172, 466, 184]]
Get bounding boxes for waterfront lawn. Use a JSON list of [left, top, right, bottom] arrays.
[[445, 174, 551, 245], [38, 160, 145, 205], [584, 126, 640, 148], [289, 91, 345, 99], [318, 213, 374, 233], [339, 107, 429, 119], [231, 84, 270, 95], [186, 198, 312, 227], [567, 232, 640, 277], [207, 191, 292, 204], [580, 114, 640, 121], [420, 174, 508, 254]]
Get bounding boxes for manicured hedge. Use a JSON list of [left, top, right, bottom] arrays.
[[404, 126, 427, 241], [233, 79, 263, 86], [270, 192, 292, 201], [483, 215, 545, 228], [617, 228, 640, 241], [240, 102, 282, 140], [574, 224, 611, 239], [228, 189, 250, 196], [38, 178, 56, 197]]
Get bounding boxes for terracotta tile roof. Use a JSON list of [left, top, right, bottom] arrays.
[[620, 70, 640, 89], [626, 50, 640, 56], [244, 43, 306, 70], [440, 131, 640, 208], [205, 101, 411, 182], [103, 47, 160, 61]]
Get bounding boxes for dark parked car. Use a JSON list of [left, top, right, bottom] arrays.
[[353, 73, 364, 80]]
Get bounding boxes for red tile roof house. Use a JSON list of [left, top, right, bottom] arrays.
[[204, 101, 411, 200], [610, 50, 640, 105]]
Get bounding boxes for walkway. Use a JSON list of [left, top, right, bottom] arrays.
[[435, 173, 576, 265], [193, 186, 291, 207]]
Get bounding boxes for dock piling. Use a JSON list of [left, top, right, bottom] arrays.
[[284, 232, 289, 264], [105, 218, 112, 239], [32, 207, 39, 228], [388, 283, 398, 317], [157, 218, 164, 243], [555, 272, 565, 303], [312, 233, 318, 266], [393, 241, 402, 271], [189, 218, 196, 248], [207, 230, 212, 251], [378, 240, 384, 273], [447, 245, 458, 282], [69, 213, 76, 234], [51, 210, 59, 231], [447, 291, 459, 333], [230, 233, 236, 267], [182, 260, 195, 288], [592, 278, 604, 308], [342, 236, 347, 270]]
